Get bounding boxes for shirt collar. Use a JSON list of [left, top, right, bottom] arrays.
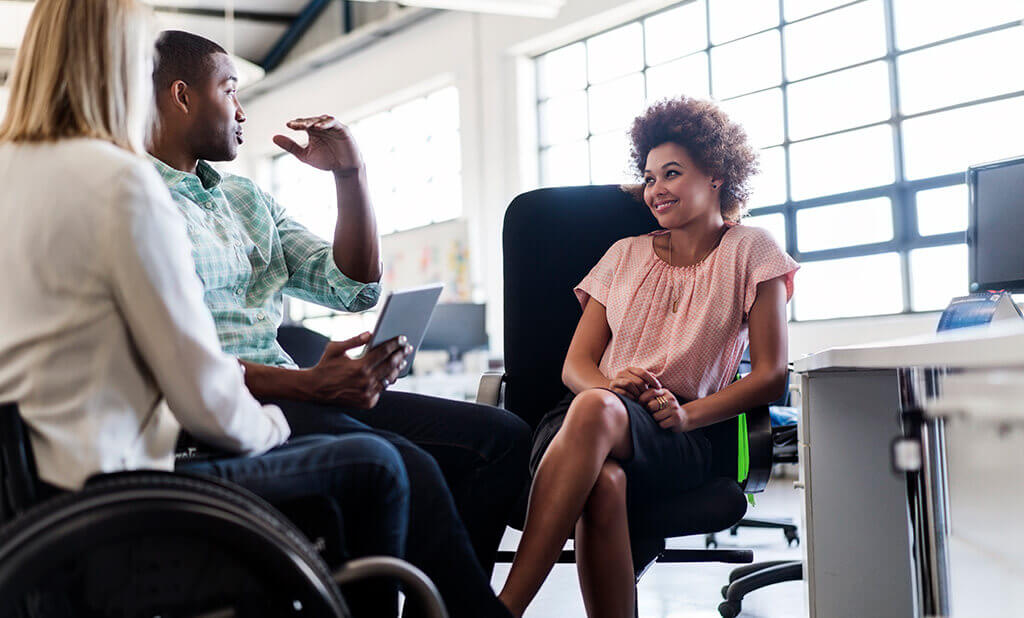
[[148, 155, 223, 191]]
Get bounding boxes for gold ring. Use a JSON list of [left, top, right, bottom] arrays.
[[657, 396, 666, 411]]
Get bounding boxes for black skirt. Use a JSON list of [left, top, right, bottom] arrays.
[[530, 389, 714, 519]]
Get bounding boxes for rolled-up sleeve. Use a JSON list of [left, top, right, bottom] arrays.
[[265, 189, 381, 313]]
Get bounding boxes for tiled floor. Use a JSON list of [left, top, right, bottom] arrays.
[[490, 476, 806, 618]]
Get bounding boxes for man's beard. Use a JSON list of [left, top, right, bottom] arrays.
[[194, 125, 237, 162]]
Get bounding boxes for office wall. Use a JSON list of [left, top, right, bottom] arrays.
[[237, 0, 947, 361]]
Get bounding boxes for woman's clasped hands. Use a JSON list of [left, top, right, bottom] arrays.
[[608, 367, 690, 433]]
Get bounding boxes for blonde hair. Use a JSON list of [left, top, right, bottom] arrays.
[[0, 0, 155, 153]]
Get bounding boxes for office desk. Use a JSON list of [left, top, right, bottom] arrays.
[[928, 371, 1024, 616], [793, 322, 1024, 618]]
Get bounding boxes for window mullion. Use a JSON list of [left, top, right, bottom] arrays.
[[882, 0, 913, 312]]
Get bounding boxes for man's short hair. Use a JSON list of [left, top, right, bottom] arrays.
[[153, 30, 227, 92]]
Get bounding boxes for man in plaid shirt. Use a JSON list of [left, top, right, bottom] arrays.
[[148, 30, 528, 618]]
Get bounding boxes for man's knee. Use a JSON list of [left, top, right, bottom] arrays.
[[390, 438, 448, 496], [326, 433, 409, 498], [565, 389, 627, 436], [494, 408, 532, 464]]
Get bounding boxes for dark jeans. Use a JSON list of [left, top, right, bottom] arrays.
[[177, 433, 409, 617], [265, 390, 531, 618]]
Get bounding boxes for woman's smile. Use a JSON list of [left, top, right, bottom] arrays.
[[653, 198, 678, 214]]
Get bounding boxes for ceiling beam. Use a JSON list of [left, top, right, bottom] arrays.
[[152, 6, 297, 24], [260, 0, 333, 72]]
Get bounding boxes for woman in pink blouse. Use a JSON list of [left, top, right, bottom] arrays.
[[498, 97, 800, 618]]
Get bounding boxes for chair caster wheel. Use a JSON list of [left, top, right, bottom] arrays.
[[705, 535, 718, 549], [719, 600, 741, 617], [721, 584, 729, 599], [785, 529, 800, 547]]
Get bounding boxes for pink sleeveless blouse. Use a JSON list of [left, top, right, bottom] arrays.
[[574, 224, 799, 401]]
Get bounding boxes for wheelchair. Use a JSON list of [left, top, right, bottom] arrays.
[[0, 402, 447, 618]]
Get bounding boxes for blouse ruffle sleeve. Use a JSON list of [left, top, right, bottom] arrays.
[[739, 227, 800, 317], [574, 238, 629, 309]]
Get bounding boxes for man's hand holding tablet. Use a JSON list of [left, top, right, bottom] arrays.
[[299, 284, 444, 409], [301, 332, 411, 409]]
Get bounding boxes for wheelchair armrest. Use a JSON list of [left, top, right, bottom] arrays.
[[334, 556, 448, 618], [476, 371, 506, 407]]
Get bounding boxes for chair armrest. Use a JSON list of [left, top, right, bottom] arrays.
[[787, 383, 801, 410], [741, 405, 773, 495], [334, 556, 448, 618], [476, 371, 506, 407]]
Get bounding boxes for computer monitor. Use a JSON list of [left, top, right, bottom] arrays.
[[968, 155, 1024, 293], [419, 303, 488, 361]]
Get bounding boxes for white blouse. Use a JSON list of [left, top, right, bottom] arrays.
[[0, 139, 289, 490]]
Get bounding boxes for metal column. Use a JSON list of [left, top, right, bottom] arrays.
[[896, 367, 952, 618]]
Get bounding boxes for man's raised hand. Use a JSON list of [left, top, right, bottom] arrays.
[[272, 115, 364, 176]]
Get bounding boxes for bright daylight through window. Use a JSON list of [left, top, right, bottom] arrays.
[[273, 86, 462, 335], [535, 0, 1024, 320]]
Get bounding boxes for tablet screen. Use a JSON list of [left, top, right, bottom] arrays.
[[365, 283, 443, 378]]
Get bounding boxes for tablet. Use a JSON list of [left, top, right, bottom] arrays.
[[364, 283, 444, 378]]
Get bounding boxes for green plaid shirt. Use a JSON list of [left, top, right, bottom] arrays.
[[151, 156, 380, 367]]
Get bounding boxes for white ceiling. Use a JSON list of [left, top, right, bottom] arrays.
[[153, 11, 289, 61], [0, 0, 302, 65], [0, 0, 568, 85]]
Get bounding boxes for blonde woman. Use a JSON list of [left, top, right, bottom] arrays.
[[0, 3, 411, 613]]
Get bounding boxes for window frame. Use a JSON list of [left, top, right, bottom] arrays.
[[533, 0, 1024, 321]]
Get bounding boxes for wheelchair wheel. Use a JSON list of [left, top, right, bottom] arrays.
[[0, 471, 348, 617]]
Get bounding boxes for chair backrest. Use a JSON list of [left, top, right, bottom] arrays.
[[501, 185, 772, 489], [502, 185, 659, 429], [0, 403, 39, 521], [277, 325, 330, 369]]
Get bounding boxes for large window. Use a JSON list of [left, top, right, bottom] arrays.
[[535, 0, 1024, 320], [273, 86, 463, 337]]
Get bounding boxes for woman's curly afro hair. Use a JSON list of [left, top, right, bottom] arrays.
[[629, 96, 759, 221]]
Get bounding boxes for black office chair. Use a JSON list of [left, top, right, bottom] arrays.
[[278, 323, 331, 368], [706, 352, 801, 550], [701, 350, 803, 615], [0, 399, 445, 617], [477, 185, 779, 617]]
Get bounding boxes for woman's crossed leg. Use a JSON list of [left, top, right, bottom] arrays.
[[499, 388, 636, 618]]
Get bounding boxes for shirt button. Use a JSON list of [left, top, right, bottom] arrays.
[[235, 288, 244, 296], [256, 312, 266, 321]]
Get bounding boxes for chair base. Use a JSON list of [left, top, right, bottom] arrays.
[[705, 517, 800, 548], [717, 560, 803, 618]]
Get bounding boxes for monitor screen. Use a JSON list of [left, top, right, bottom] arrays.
[[968, 156, 1024, 293], [419, 303, 488, 358]]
